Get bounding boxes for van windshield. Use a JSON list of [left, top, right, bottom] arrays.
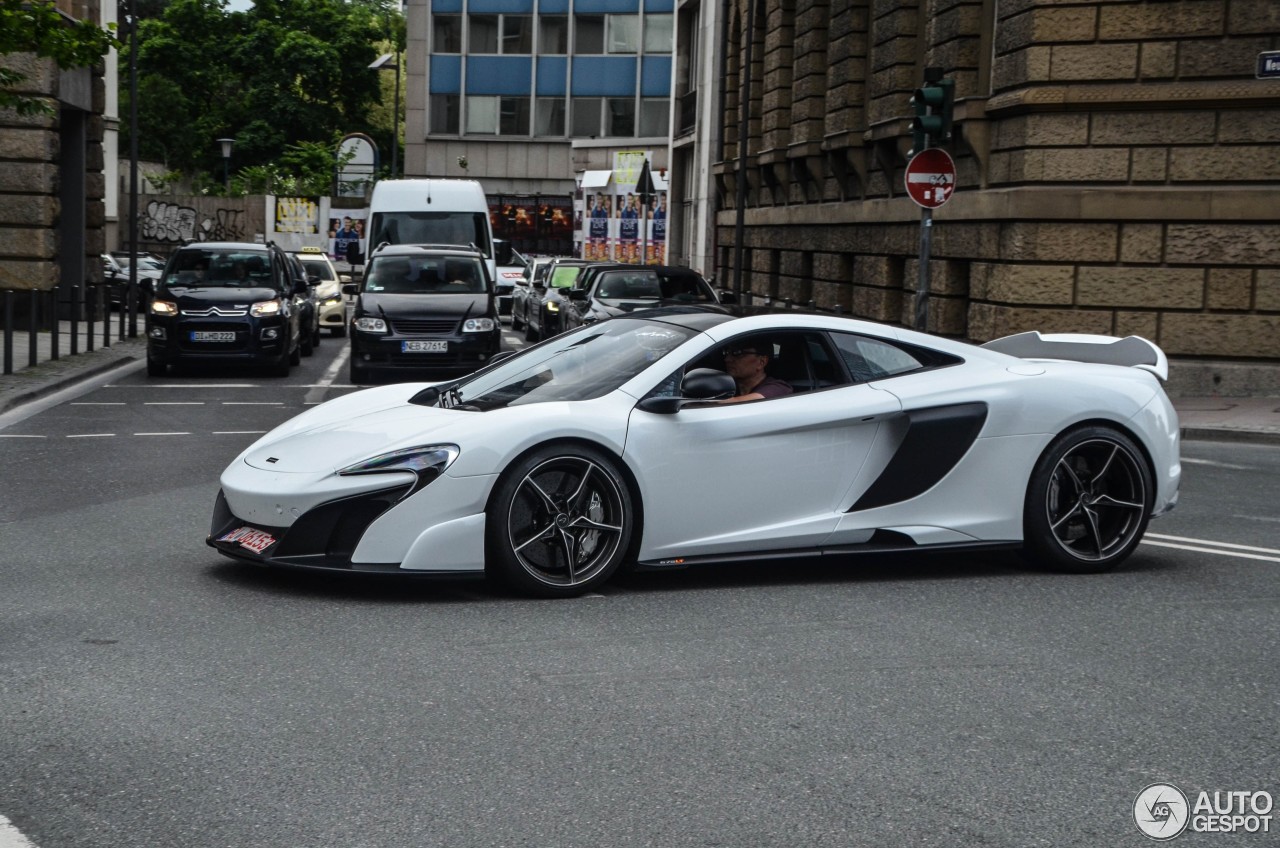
[[369, 211, 491, 257]]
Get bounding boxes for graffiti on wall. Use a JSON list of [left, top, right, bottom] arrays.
[[141, 201, 247, 243]]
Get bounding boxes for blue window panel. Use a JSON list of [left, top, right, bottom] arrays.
[[466, 57, 534, 95], [540, 0, 569, 11], [640, 56, 672, 96], [430, 56, 462, 94], [431, 0, 462, 12], [536, 57, 568, 96], [571, 57, 636, 96], [643, 0, 674, 10], [572, 0, 639, 12], [468, 0, 534, 12]]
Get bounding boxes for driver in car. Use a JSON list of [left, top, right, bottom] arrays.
[[719, 342, 792, 403]]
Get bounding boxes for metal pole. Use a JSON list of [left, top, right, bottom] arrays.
[[914, 207, 933, 332], [71, 284, 79, 355], [731, 0, 757, 303], [392, 54, 400, 179], [2, 291, 12, 374], [50, 288, 59, 360], [128, 0, 140, 338], [28, 290, 38, 367]]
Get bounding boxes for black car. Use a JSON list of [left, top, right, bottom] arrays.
[[345, 244, 502, 384], [145, 242, 306, 377], [523, 258, 594, 341], [562, 265, 729, 334], [284, 252, 322, 357]]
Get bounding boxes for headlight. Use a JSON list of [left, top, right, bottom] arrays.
[[150, 300, 177, 316], [323, 295, 343, 304], [251, 299, 282, 317], [355, 316, 388, 333], [337, 444, 459, 497], [545, 301, 560, 313], [463, 317, 496, 333]]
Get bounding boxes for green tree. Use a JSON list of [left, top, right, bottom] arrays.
[[122, 0, 399, 191], [0, 0, 118, 116]]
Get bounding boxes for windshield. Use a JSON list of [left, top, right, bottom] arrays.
[[165, 249, 272, 287], [548, 265, 584, 289], [298, 258, 336, 281], [596, 270, 661, 299], [363, 255, 488, 294], [368, 211, 491, 257], [440, 318, 696, 409]]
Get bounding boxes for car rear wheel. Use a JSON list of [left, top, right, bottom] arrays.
[[486, 445, 634, 598], [1023, 426, 1153, 573]]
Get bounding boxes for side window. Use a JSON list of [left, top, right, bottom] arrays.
[[828, 331, 959, 382]]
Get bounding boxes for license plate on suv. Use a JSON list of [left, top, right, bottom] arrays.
[[191, 331, 236, 342], [402, 340, 448, 353]]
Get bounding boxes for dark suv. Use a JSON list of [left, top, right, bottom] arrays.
[[345, 244, 501, 383], [146, 242, 306, 377]]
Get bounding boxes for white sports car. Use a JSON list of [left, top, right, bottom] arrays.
[[209, 307, 1180, 597]]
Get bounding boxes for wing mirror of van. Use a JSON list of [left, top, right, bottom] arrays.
[[344, 242, 363, 265]]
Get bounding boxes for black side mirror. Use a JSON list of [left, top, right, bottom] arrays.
[[718, 291, 738, 305], [569, 288, 589, 303], [344, 242, 363, 265], [636, 369, 737, 414], [342, 283, 359, 297]]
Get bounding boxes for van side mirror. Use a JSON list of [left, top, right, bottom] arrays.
[[344, 242, 363, 265]]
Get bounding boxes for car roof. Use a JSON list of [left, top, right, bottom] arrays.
[[370, 243, 485, 258]]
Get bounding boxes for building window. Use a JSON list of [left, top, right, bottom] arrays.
[[535, 97, 566, 136], [575, 15, 604, 54], [500, 96, 531, 135], [608, 15, 640, 53], [606, 97, 635, 136], [572, 97, 602, 137], [639, 98, 669, 137], [469, 15, 499, 53], [643, 15, 673, 53], [467, 95, 499, 134], [539, 16, 568, 54], [433, 15, 462, 53], [502, 15, 532, 54], [431, 94, 460, 135]]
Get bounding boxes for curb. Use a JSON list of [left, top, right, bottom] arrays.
[[1180, 426, 1280, 447], [0, 349, 144, 418]]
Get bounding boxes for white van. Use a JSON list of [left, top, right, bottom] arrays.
[[363, 179, 496, 282]]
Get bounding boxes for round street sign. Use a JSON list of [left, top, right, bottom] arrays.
[[905, 148, 956, 209]]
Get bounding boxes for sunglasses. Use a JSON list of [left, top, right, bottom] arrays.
[[723, 348, 763, 358]]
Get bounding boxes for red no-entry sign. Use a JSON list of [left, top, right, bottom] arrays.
[[905, 148, 956, 209]]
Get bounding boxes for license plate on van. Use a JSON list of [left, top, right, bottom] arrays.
[[402, 340, 448, 353]]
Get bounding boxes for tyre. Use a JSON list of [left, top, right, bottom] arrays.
[[524, 319, 539, 343], [1022, 425, 1153, 573], [349, 358, 370, 385], [486, 445, 634, 598], [300, 329, 314, 357], [311, 323, 321, 348], [146, 355, 167, 377], [269, 349, 291, 377], [511, 307, 523, 331], [331, 323, 346, 338], [289, 337, 302, 366]]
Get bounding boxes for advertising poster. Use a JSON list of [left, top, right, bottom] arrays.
[[611, 151, 647, 262], [274, 197, 320, 235], [648, 190, 667, 265], [328, 211, 367, 261], [586, 191, 611, 261]]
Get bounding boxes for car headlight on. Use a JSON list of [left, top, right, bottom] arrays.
[[463, 317, 495, 333], [355, 316, 388, 333], [337, 444, 460, 496], [545, 301, 560, 313], [251, 299, 282, 317], [150, 299, 177, 316], [323, 294, 343, 304]]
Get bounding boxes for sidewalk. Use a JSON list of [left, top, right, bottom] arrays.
[[1, 323, 1279, 445]]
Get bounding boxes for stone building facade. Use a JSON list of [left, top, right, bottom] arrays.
[[700, 0, 1280, 367], [0, 0, 108, 297]]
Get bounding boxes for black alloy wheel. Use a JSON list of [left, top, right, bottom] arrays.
[[487, 445, 634, 598], [1023, 426, 1153, 573]]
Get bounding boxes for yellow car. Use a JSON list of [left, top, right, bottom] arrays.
[[293, 247, 349, 337]]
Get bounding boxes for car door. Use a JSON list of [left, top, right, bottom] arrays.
[[624, 361, 902, 563]]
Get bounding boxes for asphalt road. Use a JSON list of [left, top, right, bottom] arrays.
[[0, 333, 1277, 847]]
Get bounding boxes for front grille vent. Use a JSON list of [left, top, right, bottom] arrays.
[[392, 318, 457, 335]]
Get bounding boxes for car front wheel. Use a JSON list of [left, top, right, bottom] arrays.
[[1023, 426, 1153, 573], [487, 446, 634, 598]]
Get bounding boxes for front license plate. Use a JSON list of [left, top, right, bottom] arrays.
[[191, 331, 236, 342], [217, 526, 278, 554], [402, 340, 448, 352]]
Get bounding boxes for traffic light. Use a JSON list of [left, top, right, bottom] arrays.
[[909, 77, 954, 157]]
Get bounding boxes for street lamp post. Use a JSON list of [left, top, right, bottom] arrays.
[[217, 137, 234, 194], [369, 52, 400, 179]]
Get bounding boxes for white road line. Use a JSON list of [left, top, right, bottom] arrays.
[[213, 430, 267, 435], [1140, 539, 1280, 564], [222, 402, 283, 406], [133, 432, 190, 436], [67, 433, 115, 438], [70, 402, 125, 406], [1182, 457, 1255, 471], [304, 345, 350, 405], [108, 383, 261, 388], [144, 401, 205, 405], [0, 813, 40, 848], [1145, 533, 1280, 556], [0, 434, 45, 439]]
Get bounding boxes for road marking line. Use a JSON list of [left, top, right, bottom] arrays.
[[67, 433, 115, 438], [1145, 533, 1280, 556], [304, 346, 350, 405], [213, 430, 267, 435], [70, 402, 125, 405], [0, 813, 40, 848], [144, 402, 205, 405], [222, 402, 283, 406], [0, 434, 45, 439], [1182, 458, 1255, 471], [108, 384, 260, 388], [1140, 539, 1280, 564], [133, 432, 190, 436]]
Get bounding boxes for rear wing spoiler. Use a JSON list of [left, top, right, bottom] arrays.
[[981, 332, 1169, 381]]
